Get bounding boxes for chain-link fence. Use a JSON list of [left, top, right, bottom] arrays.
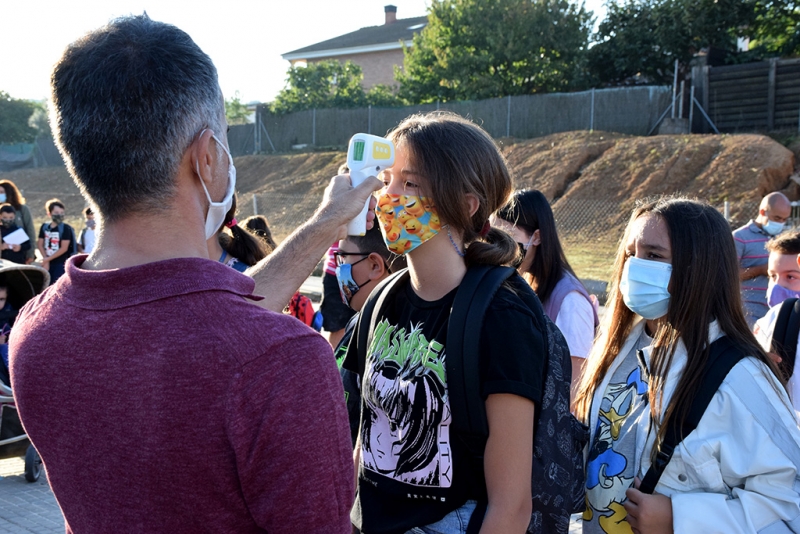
[[229, 86, 673, 156]]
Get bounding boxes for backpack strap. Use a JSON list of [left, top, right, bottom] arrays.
[[355, 268, 409, 376], [638, 336, 748, 494], [447, 265, 515, 447], [771, 297, 800, 381]]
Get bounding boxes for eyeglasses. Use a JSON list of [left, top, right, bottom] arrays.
[[334, 251, 369, 266]]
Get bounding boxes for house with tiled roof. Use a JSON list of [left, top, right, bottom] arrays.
[[281, 5, 427, 89]]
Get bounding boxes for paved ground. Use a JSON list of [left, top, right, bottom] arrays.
[[0, 452, 582, 533], [0, 457, 63, 533]]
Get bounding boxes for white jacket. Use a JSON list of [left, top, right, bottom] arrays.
[[587, 319, 800, 533]]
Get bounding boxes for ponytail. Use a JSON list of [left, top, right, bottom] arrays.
[[464, 226, 518, 267], [219, 225, 268, 267]]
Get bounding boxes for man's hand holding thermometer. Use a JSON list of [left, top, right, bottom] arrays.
[[346, 134, 395, 236]]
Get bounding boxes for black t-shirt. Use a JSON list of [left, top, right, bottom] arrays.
[[38, 223, 75, 264], [335, 314, 361, 447], [343, 277, 545, 534], [1, 224, 31, 264]]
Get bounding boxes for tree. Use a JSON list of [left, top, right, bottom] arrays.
[[27, 103, 51, 138], [586, 0, 799, 85], [225, 92, 251, 125], [396, 0, 593, 104], [750, 0, 800, 56], [0, 91, 37, 143], [271, 60, 369, 114]]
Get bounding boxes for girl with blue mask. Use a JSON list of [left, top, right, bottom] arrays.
[[575, 197, 800, 534]]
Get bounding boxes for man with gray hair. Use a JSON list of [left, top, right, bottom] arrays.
[[734, 191, 792, 327], [9, 15, 377, 533]]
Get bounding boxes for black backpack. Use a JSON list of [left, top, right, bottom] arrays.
[[356, 265, 589, 534], [638, 336, 747, 494], [771, 297, 800, 382]]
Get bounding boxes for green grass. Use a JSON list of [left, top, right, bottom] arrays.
[[562, 238, 618, 283]]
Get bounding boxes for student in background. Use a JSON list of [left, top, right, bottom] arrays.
[[753, 231, 800, 413], [332, 223, 405, 445], [77, 207, 96, 254], [36, 198, 75, 283], [493, 189, 598, 405], [0, 180, 36, 264], [0, 204, 30, 264]]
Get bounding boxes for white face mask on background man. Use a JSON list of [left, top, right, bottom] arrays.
[[196, 131, 236, 240]]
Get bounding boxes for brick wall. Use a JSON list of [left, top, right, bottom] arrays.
[[309, 48, 405, 89]]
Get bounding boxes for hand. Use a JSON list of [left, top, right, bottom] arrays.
[[24, 257, 34, 265], [41, 259, 49, 268], [11, 244, 20, 252], [624, 478, 673, 534], [315, 174, 382, 240]]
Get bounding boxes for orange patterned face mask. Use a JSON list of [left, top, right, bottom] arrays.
[[375, 193, 441, 255]]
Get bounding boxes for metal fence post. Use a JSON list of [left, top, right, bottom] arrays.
[[253, 194, 258, 216], [312, 108, 316, 146], [672, 60, 678, 119], [590, 88, 595, 131], [368, 105, 372, 135], [506, 95, 511, 137], [768, 58, 777, 131], [724, 201, 730, 221], [689, 86, 695, 132]]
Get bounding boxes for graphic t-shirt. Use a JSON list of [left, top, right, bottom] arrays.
[[38, 223, 75, 263], [584, 328, 652, 534], [344, 277, 545, 534]]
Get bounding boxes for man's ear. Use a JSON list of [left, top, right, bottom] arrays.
[[367, 252, 386, 281], [191, 129, 216, 186]]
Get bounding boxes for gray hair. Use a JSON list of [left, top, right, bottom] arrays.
[[49, 14, 224, 222]]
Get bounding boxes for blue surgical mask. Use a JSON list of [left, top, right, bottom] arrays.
[[767, 281, 800, 308], [620, 256, 672, 320], [763, 219, 785, 236], [195, 131, 236, 240], [335, 257, 370, 307], [0, 193, 7, 203]]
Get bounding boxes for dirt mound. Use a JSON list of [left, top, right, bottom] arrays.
[[2, 132, 795, 282]]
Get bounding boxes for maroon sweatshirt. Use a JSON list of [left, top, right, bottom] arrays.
[[10, 256, 353, 533]]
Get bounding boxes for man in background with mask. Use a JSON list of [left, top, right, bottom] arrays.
[[10, 15, 379, 533], [36, 198, 75, 282], [734, 191, 792, 327]]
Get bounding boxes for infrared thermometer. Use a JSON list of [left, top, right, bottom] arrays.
[[346, 133, 395, 236]]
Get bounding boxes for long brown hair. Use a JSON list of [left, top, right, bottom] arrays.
[[574, 197, 784, 458], [386, 112, 517, 266], [0, 180, 26, 210]]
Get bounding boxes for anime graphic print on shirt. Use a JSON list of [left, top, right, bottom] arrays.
[[584, 333, 650, 534], [361, 317, 453, 490]]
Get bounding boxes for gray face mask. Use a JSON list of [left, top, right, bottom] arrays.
[[51, 214, 64, 224]]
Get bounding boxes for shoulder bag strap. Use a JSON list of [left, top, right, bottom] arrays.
[[639, 336, 747, 494]]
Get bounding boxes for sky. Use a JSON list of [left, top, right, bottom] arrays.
[[0, 0, 606, 105]]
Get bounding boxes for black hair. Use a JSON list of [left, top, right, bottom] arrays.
[[241, 215, 277, 252], [496, 189, 578, 305], [46, 199, 65, 213], [0, 204, 15, 215], [50, 14, 223, 222], [218, 194, 268, 267], [345, 224, 407, 273]]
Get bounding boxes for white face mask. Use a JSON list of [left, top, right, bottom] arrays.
[[763, 219, 785, 236], [619, 256, 672, 320], [196, 131, 236, 240]]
